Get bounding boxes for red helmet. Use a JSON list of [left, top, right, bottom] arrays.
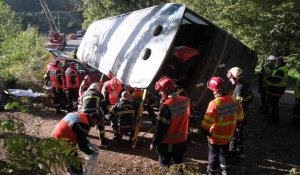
[[155, 77, 175, 91], [207, 77, 226, 92]]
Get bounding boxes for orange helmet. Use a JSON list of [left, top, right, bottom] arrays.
[[207, 77, 226, 93], [155, 77, 175, 91]]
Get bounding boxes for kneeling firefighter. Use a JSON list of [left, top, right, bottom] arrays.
[[52, 111, 101, 175]]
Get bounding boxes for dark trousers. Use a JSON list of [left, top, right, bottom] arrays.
[[267, 94, 282, 123], [157, 142, 186, 167], [68, 88, 79, 111], [158, 152, 184, 167], [207, 142, 231, 173], [53, 88, 66, 111], [293, 98, 300, 116], [229, 124, 243, 152], [260, 87, 268, 107]]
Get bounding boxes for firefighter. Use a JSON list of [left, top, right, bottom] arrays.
[[52, 111, 101, 174], [105, 91, 139, 141], [163, 46, 201, 88], [201, 77, 244, 175], [150, 77, 190, 167], [79, 75, 91, 98], [65, 62, 80, 112], [227, 67, 253, 153], [79, 83, 109, 145], [48, 60, 67, 114], [258, 55, 276, 111], [266, 56, 288, 124], [101, 77, 123, 106], [293, 77, 300, 122]]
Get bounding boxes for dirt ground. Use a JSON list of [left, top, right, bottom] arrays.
[[1, 86, 300, 175]]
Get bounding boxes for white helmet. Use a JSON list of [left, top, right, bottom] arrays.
[[227, 67, 244, 79], [88, 83, 101, 92], [267, 55, 275, 61]]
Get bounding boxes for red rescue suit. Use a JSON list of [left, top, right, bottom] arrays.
[[49, 65, 65, 89], [52, 112, 89, 144], [173, 46, 200, 62], [160, 96, 190, 144], [101, 78, 123, 105], [65, 67, 80, 88]]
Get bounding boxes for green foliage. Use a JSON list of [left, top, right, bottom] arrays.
[[0, 26, 52, 89], [152, 162, 199, 174], [0, 119, 24, 133], [175, 0, 300, 72], [0, 1, 21, 41], [0, 119, 82, 175]]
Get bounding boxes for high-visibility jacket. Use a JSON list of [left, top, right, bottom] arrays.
[[49, 65, 65, 89], [295, 78, 300, 99], [201, 95, 244, 145], [52, 112, 89, 144], [80, 89, 106, 113], [268, 65, 288, 87], [109, 99, 138, 133], [65, 67, 79, 88], [173, 46, 200, 62], [159, 96, 190, 144], [261, 64, 273, 87]]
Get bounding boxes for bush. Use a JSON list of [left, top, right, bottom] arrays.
[[0, 26, 52, 90], [0, 118, 82, 175]]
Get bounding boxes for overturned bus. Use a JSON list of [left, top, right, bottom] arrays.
[[77, 3, 258, 115]]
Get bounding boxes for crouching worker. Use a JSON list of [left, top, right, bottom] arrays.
[[150, 77, 190, 167], [105, 91, 139, 142], [52, 111, 102, 175], [79, 83, 109, 146]]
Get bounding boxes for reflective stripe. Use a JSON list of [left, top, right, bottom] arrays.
[[211, 133, 232, 140], [216, 120, 236, 126], [116, 110, 135, 116], [201, 120, 213, 129], [268, 66, 288, 87], [169, 100, 188, 119], [203, 114, 214, 122], [157, 116, 170, 124], [82, 95, 100, 108]]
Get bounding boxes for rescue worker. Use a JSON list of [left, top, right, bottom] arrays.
[[258, 55, 276, 111], [227, 67, 253, 153], [201, 77, 244, 175], [162, 46, 201, 88], [79, 83, 109, 145], [52, 111, 101, 174], [48, 60, 67, 114], [101, 77, 123, 106], [71, 47, 78, 60], [293, 77, 300, 122], [266, 56, 288, 124], [150, 77, 190, 167], [65, 62, 80, 112], [105, 91, 139, 141], [79, 75, 91, 98]]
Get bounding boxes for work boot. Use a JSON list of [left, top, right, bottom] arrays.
[[100, 137, 109, 146], [56, 109, 65, 115]]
